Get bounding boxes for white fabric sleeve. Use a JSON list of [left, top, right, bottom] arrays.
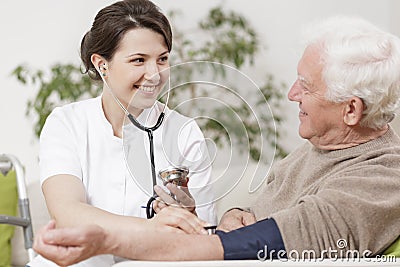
[[178, 120, 217, 225], [39, 107, 82, 185]]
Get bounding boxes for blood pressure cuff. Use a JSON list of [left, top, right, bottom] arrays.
[[215, 218, 286, 260]]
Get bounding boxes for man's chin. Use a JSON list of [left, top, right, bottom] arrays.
[[298, 127, 310, 140]]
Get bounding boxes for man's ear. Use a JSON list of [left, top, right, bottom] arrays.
[[343, 97, 364, 126]]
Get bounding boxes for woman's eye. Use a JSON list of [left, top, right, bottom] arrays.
[[131, 58, 144, 63], [159, 56, 169, 63]]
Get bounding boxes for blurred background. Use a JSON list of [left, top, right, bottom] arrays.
[[1, 1, 400, 263]]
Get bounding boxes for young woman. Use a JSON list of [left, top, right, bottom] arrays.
[[28, 0, 216, 266]]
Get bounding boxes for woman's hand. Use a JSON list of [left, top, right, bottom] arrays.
[[153, 183, 196, 215], [217, 208, 256, 232], [150, 206, 208, 235]]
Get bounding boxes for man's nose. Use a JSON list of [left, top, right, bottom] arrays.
[[288, 81, 302, 102]]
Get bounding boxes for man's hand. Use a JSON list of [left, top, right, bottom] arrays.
[[151, 206, 208, 235], [33, 220, 106, 266], [153, 183, 196, 214], [217, 208, 256, 232]]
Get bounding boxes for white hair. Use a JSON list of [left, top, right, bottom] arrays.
[[302, 16, 400, 129]]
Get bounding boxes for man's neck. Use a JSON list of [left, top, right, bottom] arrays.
[[310, 124, 389, 150]]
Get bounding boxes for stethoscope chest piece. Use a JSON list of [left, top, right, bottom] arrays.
[[158, 166, 189, 186]]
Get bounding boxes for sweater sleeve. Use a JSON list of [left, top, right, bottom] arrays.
[[215, 218, 286, 260], [271, 167, 400, 258]]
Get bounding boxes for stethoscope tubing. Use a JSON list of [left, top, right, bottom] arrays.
[[101, 74, 170, 219]]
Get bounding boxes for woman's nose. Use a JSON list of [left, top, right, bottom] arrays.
[[144, 62, 160, 83]]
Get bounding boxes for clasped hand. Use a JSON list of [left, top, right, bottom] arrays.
[[217, 208, 256, 232], [153, 182, 196, 215], [33, 206, 208, 266]]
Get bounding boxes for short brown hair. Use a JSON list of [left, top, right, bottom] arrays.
[[80, 0, 172, 80]]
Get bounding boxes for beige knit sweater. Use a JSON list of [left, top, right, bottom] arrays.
[[251, 127, 400, 258]]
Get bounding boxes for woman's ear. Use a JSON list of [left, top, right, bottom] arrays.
[[343, 97, 364, 126], [91, 54, 106, 72]]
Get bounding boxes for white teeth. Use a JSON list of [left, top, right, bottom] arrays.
[[138, 86, 156, 92]]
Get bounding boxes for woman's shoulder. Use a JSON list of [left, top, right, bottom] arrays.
[[51, 96, 101, 116], [164, 105, 196, 124], [44, 96, 102, 131]]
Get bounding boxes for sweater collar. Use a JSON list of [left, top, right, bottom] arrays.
[[310, 126, 400, 156]]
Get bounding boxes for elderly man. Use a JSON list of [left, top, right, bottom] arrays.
[[31, 16, 400, 266]]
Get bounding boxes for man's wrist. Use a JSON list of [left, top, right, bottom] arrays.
[[225, 207, 253, 214]]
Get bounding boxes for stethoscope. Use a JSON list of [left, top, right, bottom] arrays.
[[98, 64, 170, 219]]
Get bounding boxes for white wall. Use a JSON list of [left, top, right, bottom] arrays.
[[1, 0, 399, 192]]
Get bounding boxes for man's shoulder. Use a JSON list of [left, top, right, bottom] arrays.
[[281, 142, 310, 160]]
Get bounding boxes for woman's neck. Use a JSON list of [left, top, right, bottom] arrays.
[[101, 91, 127, 138]]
